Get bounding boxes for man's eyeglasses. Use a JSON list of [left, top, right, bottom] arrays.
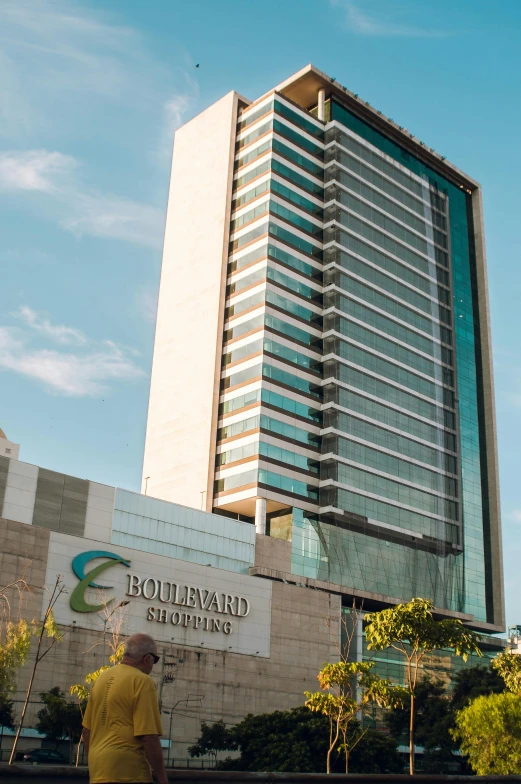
[[145, 652, 160, 664]]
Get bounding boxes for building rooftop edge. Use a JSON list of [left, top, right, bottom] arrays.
[[250, 63, 480, 192], [5, 455, 255, 532]]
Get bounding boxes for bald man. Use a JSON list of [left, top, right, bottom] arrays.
[[82, 633, 168, 784]]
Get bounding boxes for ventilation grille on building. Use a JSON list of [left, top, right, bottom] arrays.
[[0, 455, 9, 516], [33, 468, 89, 537]]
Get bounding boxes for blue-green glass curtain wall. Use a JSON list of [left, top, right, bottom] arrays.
[[291, 100, 489, 623]]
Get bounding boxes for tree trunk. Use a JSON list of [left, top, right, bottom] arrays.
[[327, 722, 340, 774], [409, 691, 415, 775], [345, 750, 349, 774], [75, 733, 83, 767], [8, 654, 39, 764], [9, 576, 63, 765], [327, 720, 333, 774]]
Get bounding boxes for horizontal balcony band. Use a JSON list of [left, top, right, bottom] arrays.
[[322, 167, 447, 235], [316, 507, 461, 557], [320, 400, 457, 452], [323, 129, 447, 205], [323, 233, 449, 296], [321, 335, 454, 390], [320, 424, 457, 471], [320, 477, 458, 525], [323, 204, 448, 272], [319, 447, 458, 494], [322, 353, 455, 406], [323, 251, 450, 305], [322, 322, 451, 370], [323, 178, 447, 246], [322, 301, 447, 348], [321, 377, 455, 431], [323, 277, 448, 331]]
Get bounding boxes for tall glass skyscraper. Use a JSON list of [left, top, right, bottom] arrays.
[[143, 65, 503, 633]]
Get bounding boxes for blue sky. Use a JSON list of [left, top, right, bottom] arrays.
[[1, 0, 520, 627]]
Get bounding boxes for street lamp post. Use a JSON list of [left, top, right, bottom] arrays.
[[162, 695, 204, 768]]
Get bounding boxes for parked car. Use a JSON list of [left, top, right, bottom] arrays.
[[14, 749, 67, 764]]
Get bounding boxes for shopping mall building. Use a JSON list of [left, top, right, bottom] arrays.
[[0, 64, 506, 759], [0, 440, 503, 759], [0, 447, 339, 758]]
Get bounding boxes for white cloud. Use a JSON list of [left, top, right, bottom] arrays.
[[158, 94, 192, 163], [0, 1, 198, 250], [0, 321, 144, 397], [160, 75, 198, 154], [0, 148, 164, 248], [15, 305, 87, 345], [152, 68, 199, 165], [0, 0, 160, 137], [0, 0, 198, 140], [331, 0, 451, 37], [165, 94, 192, 136], [63, 191, 164, 248], [0, 150, 75, 192], [506, 510, 521, 524]]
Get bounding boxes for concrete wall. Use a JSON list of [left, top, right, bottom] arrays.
[[254, 534, 291, 573], [0, 516, 48, 620], [83, 482, 115, 542], [142, 91, 240, 510], [2, 460, 38, 526]]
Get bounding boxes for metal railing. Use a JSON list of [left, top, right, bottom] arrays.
[[0, 748, 216, 769]]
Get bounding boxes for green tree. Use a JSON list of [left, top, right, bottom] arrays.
[[188, 708, 402, 773], [492, 651, 521, 694], [36, 687, 83, 759], [349, 728, 404, 773], [365, 597, 481, 774], [9, 576, 66, 765], [188, 720, 236, 763], [0, 580, 33, 722], [227, 708, 329, 773], [386, 664, 506, 773], [70, 643, 125, 704], [212, 708, 329, 772], [70, 595, 128, 708], [452, 691, 521, 774], [0, 620, 32, 707], [451, 662, 505, 710], [387, 666, 507, 773], [388, 676, 463, 773], [387, 677, 451, 750], [305, 660, 405, 773], [0, 700, 15, 730]]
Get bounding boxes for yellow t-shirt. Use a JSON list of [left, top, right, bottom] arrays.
[[83, 664, 163, 783]]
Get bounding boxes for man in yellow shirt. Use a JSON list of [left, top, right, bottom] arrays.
[[83, 633, 168, 784]]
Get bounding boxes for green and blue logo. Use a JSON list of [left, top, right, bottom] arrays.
[[69, 550, 131, 613]]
